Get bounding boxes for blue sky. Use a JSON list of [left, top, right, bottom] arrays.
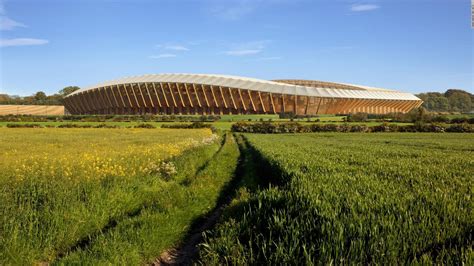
[[0, 0, 472, 96]]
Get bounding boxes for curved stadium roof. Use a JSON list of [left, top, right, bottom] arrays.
[[68, 73, 420, 101]]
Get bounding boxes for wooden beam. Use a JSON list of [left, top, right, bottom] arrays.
[[144, 83, 154, 108], [175, 83, 186, 107], [76, 94, 88, 113], [115, 85, 126, 108], [67, 97, 78, 114], [238, 88, 247, 111], [63, 97, 75, 113], [269, 93, 276, 114], [210, 86, 219, 107], [315, 97, 323, 114], [97, 87, 110, 112], [89, 90, 100, 112], [294, 94, 298, 114], [219, 86, 228, 108], [86, 90, 98, 112], [281, 94, 286, 113], [152, 83, 162, 108], [192, 84, 202, 107], [78, 93, 91, 113], [184, 83, 194, 108], [228, 87, 237, 109], [342, 98, 360, 114], [129, 84, 141, 108], [137, 83, 147, 108], [123, 84, 133, 108], [304, 96, 309, 115], [101, 87, 113, 110], [258, 91, 266, 113], [167, 83, 178, 107], [109, 86, 120, 108], [247, 90, 256, 112], [201, 84, 210, 107], [160, 83, 170, 107]]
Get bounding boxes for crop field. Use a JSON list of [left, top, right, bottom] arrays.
[[1, 125, 472, 264], [201, 133, 474, 264], [0, 128, 241, 264]]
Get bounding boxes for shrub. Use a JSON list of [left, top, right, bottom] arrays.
[[161, 122, 213, 129], [231, 122, 472, 134], [6, 123, 44, 128], [134, 123, 156, 129], [446, 123, 474, 133]]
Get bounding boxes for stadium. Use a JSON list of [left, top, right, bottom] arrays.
[[64, 73, 423, 115]]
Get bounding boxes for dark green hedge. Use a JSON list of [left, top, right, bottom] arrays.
[[231, 122, 474, 133]]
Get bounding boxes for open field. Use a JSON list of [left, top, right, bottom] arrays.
[[201, 133, 474, 264], [0, 128, 240, 264], [1, 125, 472, 264]]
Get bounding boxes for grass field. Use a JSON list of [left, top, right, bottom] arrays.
[[201, 133, 474, 264], [1, 124, 472, 264], [0, 128, 240, 264]]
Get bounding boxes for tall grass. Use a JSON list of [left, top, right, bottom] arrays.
[[200, 133, 474, 264], [58, 133, 240, 264], [0, 128, 216, 264]]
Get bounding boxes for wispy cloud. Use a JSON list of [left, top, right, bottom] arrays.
[[149, 54, 177, 59], [0, 2, 27, 31], [223, 40, 268, 56], [163, 45, 189, 51], [224, 49, 261, 56], [0, 16, 26, 30], [0, 38, 49, 47], [350, 4, 380, 12], [207, 0, 259, 21]]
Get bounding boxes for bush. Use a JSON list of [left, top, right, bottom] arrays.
[[134, 123, 156, 129], [446, 123, 474, 133], [6, 123, 44, 128], [231, 122, 473, 134], [161, 122, 213, 129]]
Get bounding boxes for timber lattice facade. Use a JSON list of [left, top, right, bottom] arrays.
[[64, 74, 423, 115]]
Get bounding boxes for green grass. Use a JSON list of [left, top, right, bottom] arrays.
[[200, 133, 474, 264], [57, 133, 240, 264], [0, 128, 224, 264]]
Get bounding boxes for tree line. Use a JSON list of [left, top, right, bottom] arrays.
[[417, 89, 473, 113], [0, 86, 79, 106]]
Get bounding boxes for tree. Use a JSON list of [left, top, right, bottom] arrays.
[[34, 91, 47, 102], [59, 86, 80, 96]]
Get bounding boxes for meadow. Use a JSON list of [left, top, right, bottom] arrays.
[[1, 123, 472, 264], [201, 133, 474, 264], [0, 128, 240, 264]]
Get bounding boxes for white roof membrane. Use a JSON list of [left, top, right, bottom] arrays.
[[67, 73, 420, 101]]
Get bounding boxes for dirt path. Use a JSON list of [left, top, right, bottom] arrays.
[[154, 134, 248, 265], [155, 204, 226, 265]]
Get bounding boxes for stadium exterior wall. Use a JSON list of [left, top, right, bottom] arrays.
[[64, 74, 423, 115]]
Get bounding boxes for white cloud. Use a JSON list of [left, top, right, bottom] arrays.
[[156, 44, 190, 51], [0, 16, 26, 30], [0, 38, 48, 47], [224, 49, 262, 56], [351, 4, 380, 12], [164, 45, 189, 51], [149, 54, 177, 59], [223, 40, 268, 56]]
